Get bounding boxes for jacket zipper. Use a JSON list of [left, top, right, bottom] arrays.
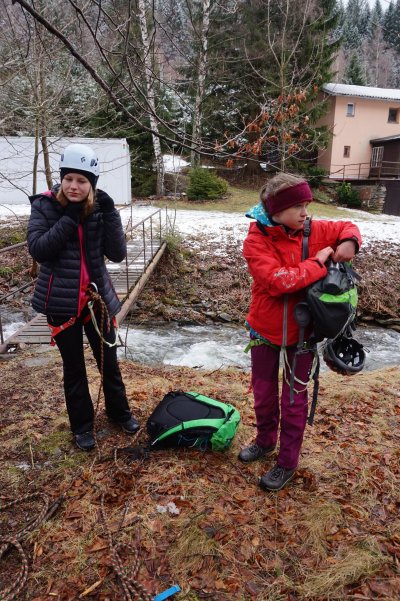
[[44, 274, 53, 310]]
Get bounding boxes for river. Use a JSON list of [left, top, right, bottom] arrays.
[[2, 306, 400, 372]]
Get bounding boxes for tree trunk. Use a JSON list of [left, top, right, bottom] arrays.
[[137, 0, 165, 196], [190, 0, 211, 168], [32, 121, 39, 195]]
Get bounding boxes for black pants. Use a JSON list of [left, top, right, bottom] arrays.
[[49, 307, 131, 434]]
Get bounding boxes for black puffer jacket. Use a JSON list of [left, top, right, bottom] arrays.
[[27, 188, 126, 318]]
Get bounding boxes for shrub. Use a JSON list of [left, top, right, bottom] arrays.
[[336, 182, 362, 208], [307, 166, 326, 189], [186, 167, 228, 201], [132, 169, 157, 197]]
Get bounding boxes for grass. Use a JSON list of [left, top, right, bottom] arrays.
[[152, 185, 370, 220]]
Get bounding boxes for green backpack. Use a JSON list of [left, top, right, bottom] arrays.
[[146, 391, 240, 451]]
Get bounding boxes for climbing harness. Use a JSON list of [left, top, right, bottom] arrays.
[[47, 282, 118, 348], [288, 218, 320, 423]]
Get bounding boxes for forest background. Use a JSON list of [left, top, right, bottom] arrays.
[[1, 3, 400, 600], [1, 0, 400, 198]]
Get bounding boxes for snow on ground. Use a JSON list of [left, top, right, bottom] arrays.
[[163, 154, 190, 173], [1, 201, 399, 246], [119, 204, 400, 247]]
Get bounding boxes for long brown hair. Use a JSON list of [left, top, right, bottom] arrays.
[[56, 185, 96, 221]]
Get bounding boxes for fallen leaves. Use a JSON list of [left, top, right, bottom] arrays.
[[1, 355, 400, 600]]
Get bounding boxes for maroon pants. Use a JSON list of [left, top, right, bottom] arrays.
[[251, 343, 314, 470]]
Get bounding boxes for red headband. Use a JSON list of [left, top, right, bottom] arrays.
[[265, 181, 312, 216]]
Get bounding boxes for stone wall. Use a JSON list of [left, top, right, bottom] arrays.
[[351, 182, 386, 213]]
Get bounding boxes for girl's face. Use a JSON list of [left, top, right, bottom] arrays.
[[273, 202, 310, 231], [61, 173, 91, 202]]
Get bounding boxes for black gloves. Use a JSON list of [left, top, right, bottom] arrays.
[[64, 201, 84, 223], [96, 190, 115, 213]]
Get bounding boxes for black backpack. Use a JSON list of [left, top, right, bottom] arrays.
[[146, 391, 240, 451]]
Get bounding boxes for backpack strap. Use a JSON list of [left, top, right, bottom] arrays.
[[289, 217, 320, 421], [256, 222, 269, 236], [302, 217, 311, 260]]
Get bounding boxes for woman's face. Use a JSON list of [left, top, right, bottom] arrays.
[[273, 202, 310, 231], [61, 173, 91, 202]]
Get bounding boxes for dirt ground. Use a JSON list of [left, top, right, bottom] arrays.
[[0, 345, 400, 600], [1, 221, 400, 600], [129, 233, 400, 330]]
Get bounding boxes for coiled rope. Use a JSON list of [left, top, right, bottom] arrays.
[[0, 493, 49, 601], [100, 494, 153, 601], [86, 284, 114, 461], [87, 288, 155, 600]]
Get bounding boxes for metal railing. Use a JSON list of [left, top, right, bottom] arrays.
[[330, 160, 400, 181], [0, 205, 175, 347], [120, 206, 174, 297]]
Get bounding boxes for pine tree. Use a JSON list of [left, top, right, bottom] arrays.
[[343, 51, 367, 85], [342, 0, 369, 48]]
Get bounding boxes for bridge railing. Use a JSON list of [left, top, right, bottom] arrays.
[[0, 205, 175, 348], [119, 206, 174, 298]]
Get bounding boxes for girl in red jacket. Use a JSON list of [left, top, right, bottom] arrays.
[[239, 173, 361, 491]]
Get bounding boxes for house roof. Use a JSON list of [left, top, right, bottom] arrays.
[[370, 134, 400, 143], [323, 83, 400, 101]]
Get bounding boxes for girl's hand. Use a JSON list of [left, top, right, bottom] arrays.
[[64, 201, 84, 222], [315, 246, 333, 264], [332, 240, 357, 263]]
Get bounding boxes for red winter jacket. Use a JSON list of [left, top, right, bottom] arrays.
[[243, 218, 362, 346]]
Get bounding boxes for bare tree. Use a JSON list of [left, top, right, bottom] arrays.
[[137, 0, 165, 194], [190, 0, 211, 167]]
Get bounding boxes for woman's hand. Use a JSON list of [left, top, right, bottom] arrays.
[[332, 240, 357, 263], [64, 201, 84, 222], [315, 246, 333, 264]]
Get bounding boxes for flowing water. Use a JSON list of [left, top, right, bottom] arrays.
[[2, 307, 400, 372], [118, 321, 400, 373]]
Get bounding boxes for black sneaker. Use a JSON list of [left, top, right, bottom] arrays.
[[75, 431, 96, 451], [259, 464, 296, 491], [118, 417, 140, 434], [238, 442, 275, 463]]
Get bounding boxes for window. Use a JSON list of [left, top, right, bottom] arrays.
[[346, 103, 355, 117], [371, 146, 384, 167], [388, 108, 399, 123], [343, 146, 351, 158]]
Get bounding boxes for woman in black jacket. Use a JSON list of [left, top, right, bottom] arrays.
[[28, 143, 139, 451]]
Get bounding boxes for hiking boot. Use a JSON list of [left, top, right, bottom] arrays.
[[75, 431, 96, 451], [118, 416, 140, 434], [259, 464, 295, 491], [238, 442, 275, 463]]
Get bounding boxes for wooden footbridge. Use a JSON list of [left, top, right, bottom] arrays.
[[0, 207, 173, 354]]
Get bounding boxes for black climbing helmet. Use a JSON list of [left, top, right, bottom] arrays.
[[323, 335, 366, 376]]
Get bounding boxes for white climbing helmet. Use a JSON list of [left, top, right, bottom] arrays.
[[59, 144, 100, 178]]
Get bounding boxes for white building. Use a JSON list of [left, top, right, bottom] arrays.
[[0, 137, 132, 204]]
